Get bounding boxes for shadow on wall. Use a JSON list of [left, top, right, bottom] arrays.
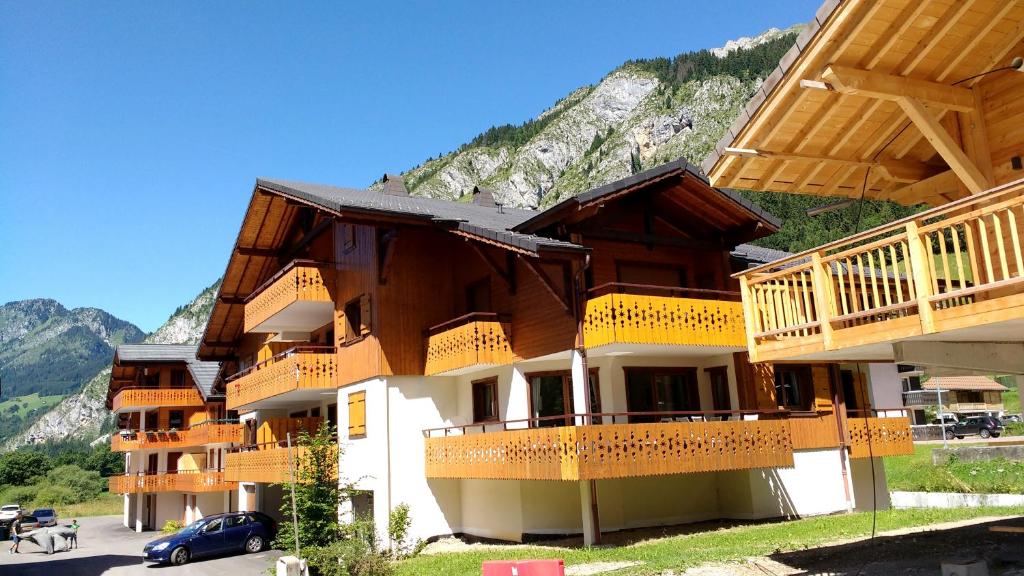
[[0, 554, 142, 576], [761, 467, 799, 518], [769, 518, 1024, 574]]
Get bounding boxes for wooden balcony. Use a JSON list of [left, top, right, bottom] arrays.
[[737, 180, 1024, 362], [847, 416, 915, 459], [224, 444, 338, 484], [111, 387, 205, 413], [111, 422, 242, 452], [244, 260, 335, 334], [107, 471, 236, 494], [424, 415, 794, 481], [424, 313, 513, 375], [947, 402, 1004, 413], [583, 285, 745, 351], [226, 347, 336, 410]]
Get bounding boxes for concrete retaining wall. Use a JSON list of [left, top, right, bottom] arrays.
[[933, 445, 1024, 465], [912, 425, 950, 441], [891, 491, 1024, 508]]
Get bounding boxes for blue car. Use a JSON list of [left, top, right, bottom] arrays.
[[143, 512, 277, 565]]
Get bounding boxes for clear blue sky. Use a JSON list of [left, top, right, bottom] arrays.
[[0, 0, 821, 332]]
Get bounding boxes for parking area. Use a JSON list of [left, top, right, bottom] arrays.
[[0, 515, 281, 575]]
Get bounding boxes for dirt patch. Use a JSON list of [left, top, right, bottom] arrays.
[[565, 561, 643, 575]]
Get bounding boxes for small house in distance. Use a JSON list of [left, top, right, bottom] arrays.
[[903, 376, 1009, 422]]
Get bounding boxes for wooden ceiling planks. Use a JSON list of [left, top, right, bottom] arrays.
[[707, 0, 1024, 206]]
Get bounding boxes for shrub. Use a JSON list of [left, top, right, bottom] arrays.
[[304, 539, 393, 576], [1004, 422, 1024, 437], [387, 503, 416, 558], [46, 465, 105, 502], [33, 485, 77, 507], [0, 484, 39, 507], [274, 422, 344, 551], [0, 451, 52, 486], [162, 520, 184, 534]]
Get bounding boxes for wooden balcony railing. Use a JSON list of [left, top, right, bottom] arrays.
[[424, 313, 513, 375], [111, 422, 242, 452], [107, 471, 237, 494], [226, 347, 336, 410], [847, 415, 915, 458], [737, 178, 1024, 362], [244, 260, 335, 333], [224, 443, 338, 484], [423, 411, 795, 481], [111, 387, 205, 413], [583, 284, 745, 349], [947, 402, 1004, 412]]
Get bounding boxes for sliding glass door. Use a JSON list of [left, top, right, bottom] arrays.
[[625, 367, 700, 422]]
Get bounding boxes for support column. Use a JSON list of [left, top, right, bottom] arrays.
[[579, 481, 597, 547], [571, 350, 588, 425], [135, 494, 145, 533]]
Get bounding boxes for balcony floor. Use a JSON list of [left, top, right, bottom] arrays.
[[247, 300, 334, 334]]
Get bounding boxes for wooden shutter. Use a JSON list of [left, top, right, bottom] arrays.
[[348, 391, 366, 437], [812, 365, 834, 412], [359, 294, 372, 335], [753, 363, 777, 410]]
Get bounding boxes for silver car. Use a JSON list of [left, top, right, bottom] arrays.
[[31, 508, 57, 527]]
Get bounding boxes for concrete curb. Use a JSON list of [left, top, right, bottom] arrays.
[[891, 491, 1024, 508]]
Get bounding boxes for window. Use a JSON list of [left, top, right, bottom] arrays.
[[343, 295, 371, 343], [289, 410, 308, 419], [472, 377, 499, 423], [775, 365, 814, 411], [168, 410, 184, 429], [202, 518, 223, 533], [465, 277, 492, 313], [588, 371, 603, 424], [625, 367, 700, 422], [171, 369, 186, 388], [327, 403, 338, 430], [145, 411, 158, 430], [528, 372, 574, 428], [348, 391, 366, 437], [144, 373, 159, 388], [225, 515, 248, 528], [707, 366, 731, 411], [310, 406, 321, 418]]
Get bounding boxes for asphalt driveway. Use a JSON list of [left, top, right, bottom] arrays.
[[0, 515, 282, 575]]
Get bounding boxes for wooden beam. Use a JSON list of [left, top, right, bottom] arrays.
[[280, 216, 333, 263], [723, 147, 939, 182], [377, 229, 398, 285], [467, 241, 515, 294], [889, 171, 961, 206], [897, 97, 990, 194], [235, 247, 278, 258], [218, 296, 246, 305], [821, 65, 976, 112], [522, 258, 571, 314]]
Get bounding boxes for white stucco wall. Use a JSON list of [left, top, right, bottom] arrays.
[[867, 363, 904, 414], [850, 457, 891, 512]]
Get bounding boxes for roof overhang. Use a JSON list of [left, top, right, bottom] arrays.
[[703, 0, 1024, 206]]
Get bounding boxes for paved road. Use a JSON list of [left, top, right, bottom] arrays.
[[0, 515, 282, 576]]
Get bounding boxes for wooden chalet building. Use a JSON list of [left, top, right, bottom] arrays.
[[704, 0, 1024, 382], [106, 344, 239, 532], [193, 160, 912, 545]]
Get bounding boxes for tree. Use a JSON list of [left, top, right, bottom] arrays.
[[0, 451, 51, 486], [275, 422, 346, 551]]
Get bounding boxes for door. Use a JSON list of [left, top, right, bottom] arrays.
[[190, 517, 226, 557], [145, 495, 156, 530], [625, 368, 700, 422], [222, 514, 252, 551], [166, 452, 182, 475], [528, 372, 573, 427], [243, 485, 256, 512], [146, 454, 158, 475]]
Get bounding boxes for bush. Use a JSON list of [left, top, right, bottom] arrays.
[[1004, 422, 1024, 437], [46, 465, 105, 502], [387, 503, 415, 558], [0, 451, 51, 486], [33, 485, 77, 507], [0, 484, 39, 507], [162, 520, 184, 534], [304, 539, 393, 576]]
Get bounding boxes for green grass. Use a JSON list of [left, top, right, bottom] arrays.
[[896, 252, 973, 281], [1002, 384, 1020, 415], [0, 392, 64, 419], [885, 443, 1024, 494], [396, 507, 1021, 576], [57, 492, 123, 518]]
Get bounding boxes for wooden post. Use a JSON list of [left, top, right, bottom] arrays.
[[906, 221, 936, 334], [810, 253, 835, 350], [738, 276, 759, 362]]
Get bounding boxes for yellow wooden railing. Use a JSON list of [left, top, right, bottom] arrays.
[[737, 178, 1024, 361], [111, 423, 242, 452], [111, 387, 205, 413], [583, 288, 745, 349], [424, 419, 794, 481], [224, 444, 338, 484], [244, 261, 334, 333], [226, 347, 336, 410], [847, 416, 915, 458], [424, 314, 513, 375], [107, 471, 237, 494]]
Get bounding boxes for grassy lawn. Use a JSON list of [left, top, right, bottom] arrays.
[[396, 507, 1021, 576], [885, 443, 1024, 493], [57, 492, 124, 518], [0, 392, 64, 419]]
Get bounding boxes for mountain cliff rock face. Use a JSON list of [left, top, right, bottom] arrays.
[[401, 26, 799, 209], [5, 280, 221, 450]]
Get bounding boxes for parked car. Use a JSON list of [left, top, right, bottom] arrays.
[[949, 416, 1004, 439], [1003, 414, 1022, 423], [143, 511, 277, 566], [17, 515, 42, 531], [0, 504, 22, 525], [31, 508, 57, 527], [931, 414, 959, 426]]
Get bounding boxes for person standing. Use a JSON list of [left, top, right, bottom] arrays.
[[8, 515, 21, 554], [69, 519, 79, 549]]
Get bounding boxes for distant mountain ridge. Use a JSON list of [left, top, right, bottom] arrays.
[[3, 280, 220, 450]]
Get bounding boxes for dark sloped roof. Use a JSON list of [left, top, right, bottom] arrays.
[[514, 158, 781, 232], [731, 244, 793, 266], [114, 344, 221, 400], [257, 178, 585, 255]]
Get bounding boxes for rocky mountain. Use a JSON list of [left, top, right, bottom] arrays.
[[398, 25, 920, 254], [0, 299, 145, 402], [4, 280, 221, 450]]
